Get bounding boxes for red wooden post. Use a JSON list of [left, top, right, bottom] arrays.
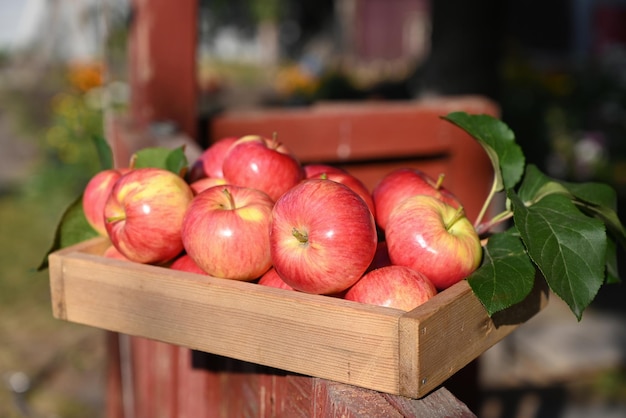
[[127, 0, 198, 139]]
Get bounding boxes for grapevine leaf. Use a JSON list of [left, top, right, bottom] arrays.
[[443, 112, 525, 191], [37, 194, 99, 270], [509, 191, 606, 320], [467, 227, 536, 316], [131, 146, 188, 176]]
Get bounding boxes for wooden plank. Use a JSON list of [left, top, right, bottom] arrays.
[[49, 237, 547, 399], [49, 238, 405, 395], [399, 278, 549, 397], [211, 98, 497, 162]]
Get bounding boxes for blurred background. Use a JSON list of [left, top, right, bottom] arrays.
[[1, 0, 626, 417]]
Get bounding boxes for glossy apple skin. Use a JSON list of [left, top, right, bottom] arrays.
[[344, 265, 437, 311], [170, 254, 208, 275], [102, 244, 130, 261], [189, 177, 228, 195], [188, 136, 238, 182], [222, 135, 304, 201], [182, 185, 274, 281], [270, 178, 378, 295], [104, 168, 194, 265], [307, 171, 376, 217], [385, 195, 482, 290], [258, 267, 294, 290], [372, 168, 462, 230], [83, 168, 129, 235]]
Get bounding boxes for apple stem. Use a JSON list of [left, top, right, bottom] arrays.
[[106, 215, 125, 224], [269, 132, 282, 150], [445, 206, 467, 231], [222, 188, 236, 209], [435, 173, 445, 189], [292, 227, 309, 244], [473, 179, 498, 229], [475, 210, 513, 237]]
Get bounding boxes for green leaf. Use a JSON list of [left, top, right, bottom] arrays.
[[92, 134, 114, 170], [444, 112, 525, 191], [131, 146, 188, 176], [518, 165, 626, 250], [467, 227, 537, 316], [605, 237, 620, 284], [509, 191, 606, 320], [517, 164, 571, 204], [37, 194, 99, 270]]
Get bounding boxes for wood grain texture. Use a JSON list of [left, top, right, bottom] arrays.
[[108, 342, 476, 417], [49, 237, 546, 399]]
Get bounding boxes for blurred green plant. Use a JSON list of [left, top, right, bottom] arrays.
[[0, 60, 112, 417]]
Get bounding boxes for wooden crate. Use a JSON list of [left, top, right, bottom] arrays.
[[48, 237, 547, 399]]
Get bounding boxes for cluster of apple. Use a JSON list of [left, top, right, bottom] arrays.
[[83, 135, 483, 312]]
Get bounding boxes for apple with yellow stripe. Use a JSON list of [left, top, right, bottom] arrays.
[[385, 195, 482, 290], [104, 168, 194, 264], [181, 184, 274, 280]]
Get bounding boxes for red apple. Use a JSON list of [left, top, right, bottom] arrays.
[[385, 195, 482, 290], [181, 185, 274, 281], [104, 168, 194, 264], [344, 265, 437, 311], [258, 267, 294, 290], [270, 178, 378, 295], [189, 177, 228, 195], [188, 136, 238, 181], [222, 135, 304, 201], [83, 168, 129, 235], [170, 254, 208, 275], [303, 163, 347, 178], [102, 244, 130, 261], [372, 168, 462, 230], [307, 171, 375, 217]]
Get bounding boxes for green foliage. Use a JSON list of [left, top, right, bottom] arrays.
[[131, 146, 188, 176], [446, 113, 626, 320], [466, 227, 536, 316]]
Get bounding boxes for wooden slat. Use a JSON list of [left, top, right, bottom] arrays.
[[399, 278, 549, 397], [49, 238, 404, 395], [49, 237, 547, 399]]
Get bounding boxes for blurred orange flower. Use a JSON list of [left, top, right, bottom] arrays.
[[67, 61, 104, 92]]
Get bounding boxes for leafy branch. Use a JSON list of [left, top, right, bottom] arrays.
[[444, 112, 626, 320]]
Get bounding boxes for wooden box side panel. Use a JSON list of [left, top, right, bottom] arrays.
[[49, 241, 405, 395], [399, 279, 548, 397]]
